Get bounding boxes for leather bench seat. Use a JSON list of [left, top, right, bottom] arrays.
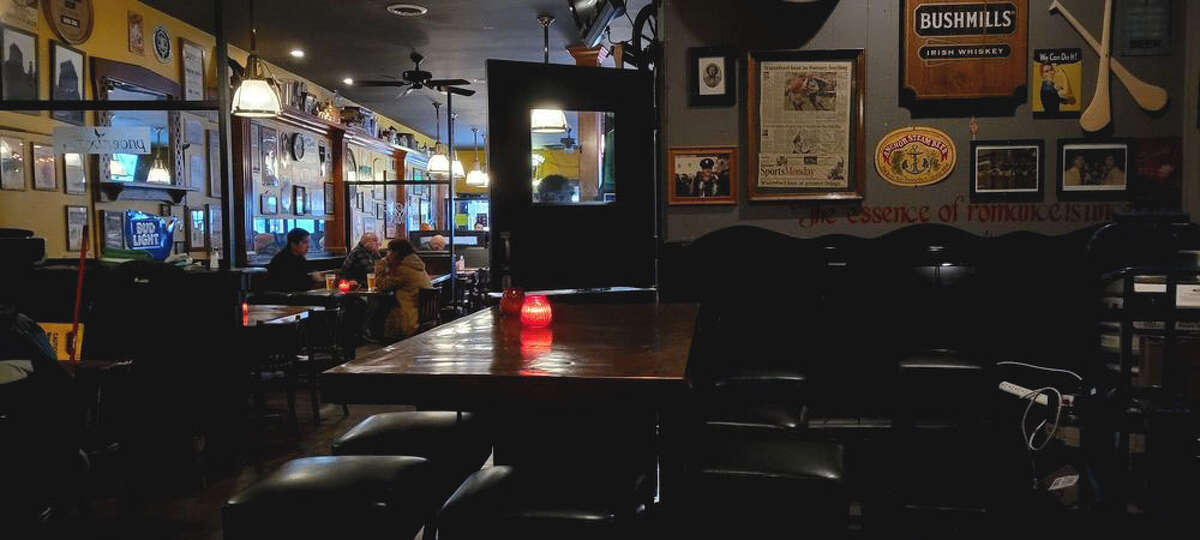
[[222, 456, 432, 540]]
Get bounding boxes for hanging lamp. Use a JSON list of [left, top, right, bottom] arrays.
[[146, 128, 171, 184], [531, 15, 568, 134], [231, 0, 282, 118], [466, 128, 489, 187], [429, 103, 464, 179]]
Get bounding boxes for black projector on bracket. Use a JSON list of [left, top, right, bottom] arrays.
[[568, 0, 626, 48]]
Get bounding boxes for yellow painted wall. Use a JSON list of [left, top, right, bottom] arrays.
[[0, 0, 431, 259], [452, 148, 582, 196]]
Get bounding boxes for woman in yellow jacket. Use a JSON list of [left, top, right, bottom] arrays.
[[374, 238, 432, 339]]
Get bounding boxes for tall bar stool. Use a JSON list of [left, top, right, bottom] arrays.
[[222, 455, 432, 540]]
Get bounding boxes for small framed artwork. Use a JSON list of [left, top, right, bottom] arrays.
[[32, 143, 56, 191], [179, 38, 205, 101], [170, 205, 185, 242], [324, 182, 335, 215], [357, 191, 365, 211], [63, 152, 86, 194], [207, 130, 221, 196], [1057, 139, 1131, 201], [207, 204, 223, 251], [261, 193, 278, 215], [294, 185, 307, 215], [375, 202, 385, 219], [128, 11, 144, 55], [101, 210, 125, 251], [1, 136, 25, 190], [969, 140, 1044, 203], [688, 47, 737, 107], [188, 152, 205, 190], [49, 40, 85, 124], [65, 205, 88, 252], [187, 207, 207, 251], [1, 25, 39, 107], [667, 146, 739, 205]]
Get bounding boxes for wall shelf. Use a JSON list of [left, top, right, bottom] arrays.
[[98, 181, 195, 204]]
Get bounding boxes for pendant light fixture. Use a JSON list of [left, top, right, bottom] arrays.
[[428, 101, 451, 176], [531, 15, 569, 134], [231, 0, 282, 118], [466, 128, 490, 187], [146, 128, 171, 184]]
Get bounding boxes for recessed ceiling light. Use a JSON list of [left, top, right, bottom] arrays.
[[343, 77, 354, 85], [386, 3, 428, 16], [289, 49, 305, 58]]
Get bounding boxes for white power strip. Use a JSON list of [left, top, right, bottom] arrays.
[[999, 381, 1049, 405]]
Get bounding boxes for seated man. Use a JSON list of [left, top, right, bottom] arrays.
[[266, 228, 316, 292], [428, 234, 447, 251], [339, 232, 381, 286]]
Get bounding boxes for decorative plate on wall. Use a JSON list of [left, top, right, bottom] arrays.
[[44, 0, 94, 45]]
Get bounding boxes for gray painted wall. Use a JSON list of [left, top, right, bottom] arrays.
[[662, 0, 1191, 241]]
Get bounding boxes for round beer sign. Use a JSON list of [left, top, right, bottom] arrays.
[[874, 126, 957, 187], [43, 0, 94, 45]]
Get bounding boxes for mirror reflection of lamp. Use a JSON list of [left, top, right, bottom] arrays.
[[146, 128, 171, 184]]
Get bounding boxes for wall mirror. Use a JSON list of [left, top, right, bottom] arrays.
[[530, 109, 616, 205], [103, 81, 174, 184]]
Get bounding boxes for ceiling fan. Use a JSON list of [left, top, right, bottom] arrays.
[[351, 51, 475, 98], [540, 127, 577, 153]]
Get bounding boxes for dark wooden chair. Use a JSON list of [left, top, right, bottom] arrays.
[[417, 287, 441, 334], [298, 309, 350, 423]]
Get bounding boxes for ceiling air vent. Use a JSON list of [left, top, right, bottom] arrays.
[[386, 4, 429, 17]]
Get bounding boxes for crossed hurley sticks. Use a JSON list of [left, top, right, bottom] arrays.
[[1050, 0, 1168, 132]]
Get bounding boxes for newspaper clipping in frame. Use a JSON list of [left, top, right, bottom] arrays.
[[757, 60, 852, 190]]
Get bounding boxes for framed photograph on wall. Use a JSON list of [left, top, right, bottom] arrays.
[[101, 210, 125, 251], [1057, 138, 1131, 201], [65, 205, 87, 252], [188, 152, 205, 190], [187, 206, 207, 251], [1, 25, 38, 106], [49, 40, 85, 124], [207, 130, 221, 196], [63, 152, 86, 194], [128, 11, 144, 55], [746, 49, 865, 201], [294, 185, 307, 215], [207, 204, 223, 251], [375, 202, 385, 220], [667, 146, 738, 205], [32, 143, 56, 191], [324, 182, 335, 215], [688, 47, 736, 107], [969, 139, 1044, 203], [261, 193, 278, 215], [1, 136, 25, 190], [179, 38, 205, 101]]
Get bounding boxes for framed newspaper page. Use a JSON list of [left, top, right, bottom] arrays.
[[746, 49, 865, 201]]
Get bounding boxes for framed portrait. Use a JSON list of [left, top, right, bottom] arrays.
[[49, 40, 85, 124], [969, 140, 1044, 203], [207, 203, 223, 251], [324, 182, 335, 215], [63, 152, 86, 194], [260, 193, 278, 215], [187, 207, 207, 252], [179, 38, 205, 101], [667, 146, 738, 205], [65, 205, 87, 252], [688, 47, 736, 107], [128, 11, 144, 55], [101, 210, 125, 252], [0, 136, 25, 190], [1, 25, 38, 106], [1057, 139, 1131, 201], [32, 143, 56, 191], [293, 185, 307, 215], [746, 49, 865, 201]]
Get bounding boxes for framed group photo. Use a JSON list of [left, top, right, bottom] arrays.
[[746, 49, 865, 201], [667, 146, 738, 205], [1057, 139, 1131, 201], [969, 139, 1044, 202], [688, 47, 736, 107]]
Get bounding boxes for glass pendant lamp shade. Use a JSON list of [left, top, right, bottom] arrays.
[[466, 169, 489, 187], [429, 152, 450, 175], [451, 159, 465, 179], [231, 56, 282, 118], [530, 108, 569, 133], [147, 157, 170, 184]]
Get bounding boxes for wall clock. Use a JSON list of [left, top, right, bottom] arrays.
[[44, 0, 94, 45], [291, 133, 306, 161]]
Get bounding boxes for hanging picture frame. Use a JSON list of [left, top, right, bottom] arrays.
[[63, 152, 85, 194], [207, 130, 221, 196], [101, 210, 125, 252], [32, 143, 56, 191], [1056, 138, 1131, 202], [260, 193, 278, 215], [746, 49, 865, 201], [969, 139, 1044, 203], [65, 205, 88, 252], [667, 146, 738, 205], [688, 47, 737, 107], [1, 24, 39, 109], [324, 182, 335, 215], [0, 136, 25, 190], [49, 40, 85, 124], [179, 38, 205, 101], [294, 185, 307, 215], [207, 203, 223, 251], [187, 206, 207, 252], [127, 11, 144, 55]]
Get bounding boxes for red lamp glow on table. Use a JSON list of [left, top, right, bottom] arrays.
[[520, 295, 553, 328], [337, 279, 352, 292]]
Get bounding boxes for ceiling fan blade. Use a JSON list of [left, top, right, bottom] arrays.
[[440, 86, 476, 97], [427, 78, 470, 87], [353, 80, 412, 87]]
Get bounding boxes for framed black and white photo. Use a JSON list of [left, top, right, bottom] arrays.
[[1, 136, 25, 190], [1, 24, 38, 106], [32, 143, 57, 191], [1057, 139, 1130, 201], [63, 152, 86, 194], [688, 46, 736, 107], [179, 38, 205, 101], [50, 40, 85, 124], [101, 210, 125, 252], [969, 140, 1043, 202], [324, 182, 335, 215], [294, 185, 307, 215], [65, 205, 88, 252], [187, 206, 207, 252]]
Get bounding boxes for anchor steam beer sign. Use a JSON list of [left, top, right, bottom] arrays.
[[901, 0, 1028, 107], [874, 126, 957, 187]]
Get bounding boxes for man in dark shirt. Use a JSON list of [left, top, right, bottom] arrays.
[[339, 232, 381, 286], [266, 228, 314, 292]]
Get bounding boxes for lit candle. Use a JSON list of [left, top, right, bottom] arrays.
[[520, 295, 553, 328]]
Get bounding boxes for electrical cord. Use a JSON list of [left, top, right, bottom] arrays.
[[1020, 386, 1063, 452], [996, 361, 1083, 381]]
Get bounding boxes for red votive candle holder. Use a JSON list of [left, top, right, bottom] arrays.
[[500, 288, 525, 317], [520, 295, 553, 328], [337, 279, 352, 292]]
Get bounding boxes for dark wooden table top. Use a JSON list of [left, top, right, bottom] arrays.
[[321, 302, 699, 408], [242, 305, 316, 327]]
